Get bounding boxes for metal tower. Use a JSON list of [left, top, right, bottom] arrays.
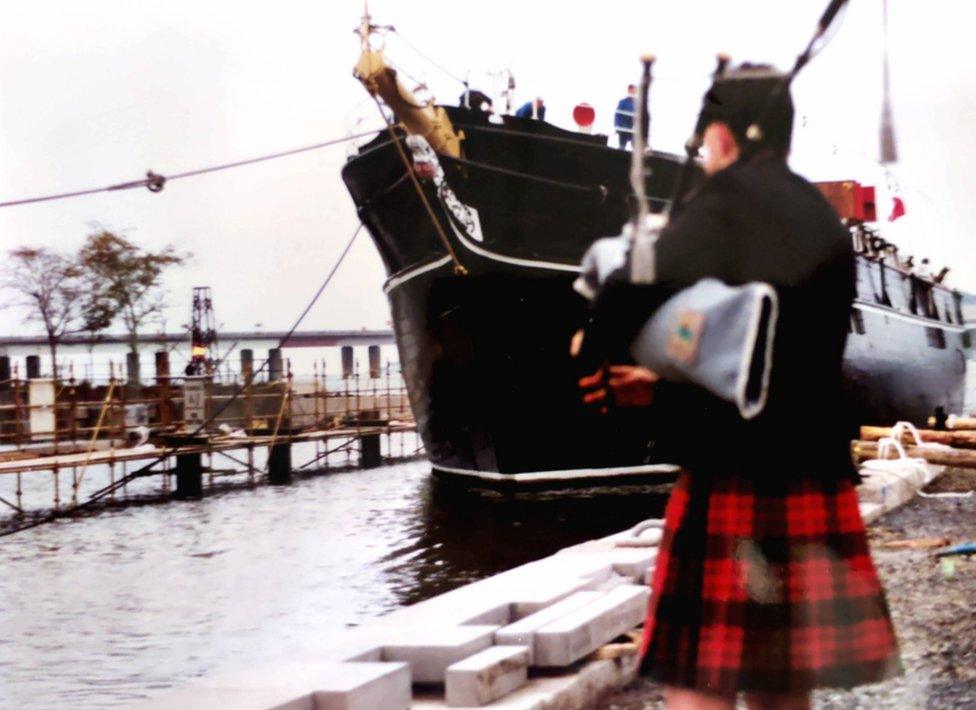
[[186, 287, 217, 376]]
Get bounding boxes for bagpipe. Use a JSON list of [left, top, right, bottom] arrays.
[[574, 0, 849, 418]]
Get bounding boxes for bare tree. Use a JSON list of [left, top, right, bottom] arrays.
[[1, 247, 110, 378], [78, 229, 188, 356]]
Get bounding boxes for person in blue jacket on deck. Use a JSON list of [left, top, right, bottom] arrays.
[[515, 97, 545, 120], [614, 84, 636, 149]]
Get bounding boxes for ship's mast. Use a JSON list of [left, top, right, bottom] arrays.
[[354, 7, 462, 157]]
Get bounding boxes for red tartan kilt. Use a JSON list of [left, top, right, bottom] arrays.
[[639, 472, 902, 695]]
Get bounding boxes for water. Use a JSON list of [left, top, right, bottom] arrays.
[[0, 458, 670, 708]]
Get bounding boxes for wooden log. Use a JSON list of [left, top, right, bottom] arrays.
[[852, 440, 976, 469], [859, 425, 976, 450], [948, 415, 976, 431]]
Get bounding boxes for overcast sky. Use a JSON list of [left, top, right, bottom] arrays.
[[2, 1, 974, 337]]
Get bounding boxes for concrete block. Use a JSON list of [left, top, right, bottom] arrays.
[[521, 555, 616, 583], [388, 591, 511, 628], [554, 548, 657, 585], [607, 548, 658, 582], [495, 591, 603, 662], [553, 530, 660, 583], [312, 662, 411, 710], [510, 575, 605, 619], [445, 645, 530, 706], [602, 526, 664, 548], [859, 502, 885, 525], [379, 625, 498, 683], [858, 461, 944, 516], [858, 469, 914, 509], [533, 585, 649, 667], [136, 686, 313, 709], [458, 603, 512, 627], [137, 661, 410, 710], [586, 573, 636, 592], [420, 656, 639, 709]]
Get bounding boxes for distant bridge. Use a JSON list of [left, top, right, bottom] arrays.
[[0, 329, 396, 349]]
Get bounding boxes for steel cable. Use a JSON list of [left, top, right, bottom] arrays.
[[0, 129, 384, 209]]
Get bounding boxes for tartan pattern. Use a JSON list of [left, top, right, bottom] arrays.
[[639, 472, 902, 695]]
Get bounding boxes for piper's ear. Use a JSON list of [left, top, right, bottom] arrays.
[[708, 123, 739, 154], [702, 122, 740, 173]]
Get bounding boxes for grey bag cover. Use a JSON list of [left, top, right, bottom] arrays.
[[629, 278, 779, 419]]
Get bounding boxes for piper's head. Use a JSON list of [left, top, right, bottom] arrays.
[[627, 84, 636, 96], [699, 63, 794, 175]]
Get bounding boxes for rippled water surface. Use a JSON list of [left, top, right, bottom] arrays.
[[0, 458, 670, 708]]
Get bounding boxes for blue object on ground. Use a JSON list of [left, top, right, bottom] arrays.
[[936, 542, 976, 557]]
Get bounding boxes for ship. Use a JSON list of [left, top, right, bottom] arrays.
[[341, 19, 972, 485]]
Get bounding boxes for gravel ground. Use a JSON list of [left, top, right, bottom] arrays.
[[601, 468, 976, 709]]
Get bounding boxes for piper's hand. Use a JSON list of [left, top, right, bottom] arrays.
[[578, 365, 658, 413]]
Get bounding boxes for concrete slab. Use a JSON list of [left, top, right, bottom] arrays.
[[533, 585, 649, 667], [859, 470, 914, 508], [383, 556, 612, 629], [137, 661, 411, 710], [858, 462, 944, 515], [444, 645, 529, 706], [860, 501, 885, 525], [412, 656, 639, 709], [136, 686, 313, 710], [586, 573, 636, 592], [311, 662, 411, 710], [608, 548, 658, 582], [568, 521, 664, 550], [554, 529, 661, 583], [495, 591, 603, 662], [376, 625, 498, 683], [509, 576, 607, 619], [619, 526, 664, 547]]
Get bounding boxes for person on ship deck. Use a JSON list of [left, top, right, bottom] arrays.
[[515, 97, 545, 120]]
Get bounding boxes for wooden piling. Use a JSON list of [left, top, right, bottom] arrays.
[[268, 443, 292, 484], [268, 348, 284, 382], [360, 432, 382, 468], [166, 434, 207, 498], [155, 351, 173, 427], [174, 451, 203, 498]]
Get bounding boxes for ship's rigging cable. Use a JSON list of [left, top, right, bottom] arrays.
[[0, 222, 363, 539], [445, 155, 607, 198], [669, 0, 850, 210], [0, 128, 385, 210], [370, 97, 468, 275], [387, 28, 467, 87]]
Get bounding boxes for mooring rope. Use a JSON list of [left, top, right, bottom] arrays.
[[370, 97, 468, 275], [0, 128, 385, 209]]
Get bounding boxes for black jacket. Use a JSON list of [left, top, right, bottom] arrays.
[[587, 159, 858, 482]]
